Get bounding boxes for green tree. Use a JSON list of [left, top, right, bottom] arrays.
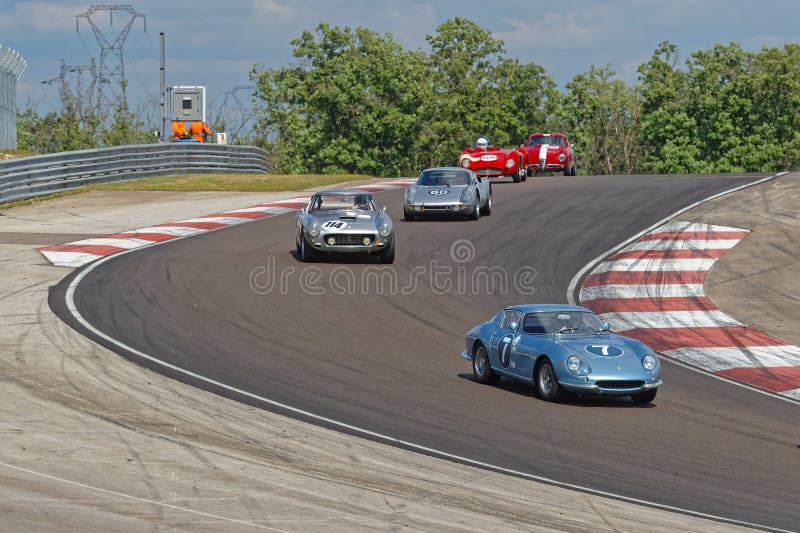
[[253, 23, 430, 176], [558, 65, 640, 175], [637, 42, 706, 174]]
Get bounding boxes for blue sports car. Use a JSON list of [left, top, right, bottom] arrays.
[[461, 304, 662, 403]]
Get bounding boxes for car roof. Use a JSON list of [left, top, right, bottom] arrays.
[[506, 304, 590, 314], [420, 167, 471, 172], [313, 189, 374, 196]]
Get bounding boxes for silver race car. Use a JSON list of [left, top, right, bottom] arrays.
[[295, 189, 395, 263], [403, 167, 492, 221]]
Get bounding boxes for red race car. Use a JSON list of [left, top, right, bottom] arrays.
[[458, 136, 528, 183], [522, 133, 576, 176]]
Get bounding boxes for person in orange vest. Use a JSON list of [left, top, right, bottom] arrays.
[[171, 120, 190, 141], [189, 121, 213, 143]]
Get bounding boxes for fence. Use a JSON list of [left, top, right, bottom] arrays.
[[0, 143, 271, 203]]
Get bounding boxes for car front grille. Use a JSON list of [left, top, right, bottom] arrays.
[[595, 380, 645, 389], [474, 168, 503, 176], [322, 233, 375, 246]]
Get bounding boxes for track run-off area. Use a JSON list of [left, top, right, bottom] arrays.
[[53, 173, 799, 532]]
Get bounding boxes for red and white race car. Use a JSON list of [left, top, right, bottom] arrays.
[[458, 136, 528, 183], [522, 133, 576, 176]]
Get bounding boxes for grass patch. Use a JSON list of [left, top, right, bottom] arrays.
[[0, 173, 380, 211], [88, 173, 377, 192], [1, 149, 35, 159]]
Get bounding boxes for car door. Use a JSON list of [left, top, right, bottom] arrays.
[[489, 310, 524, 376]]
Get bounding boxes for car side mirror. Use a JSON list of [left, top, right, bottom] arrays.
[[381, 206, 387, 213], [601, 321, 611, 332], [508, 321, 519, 332]]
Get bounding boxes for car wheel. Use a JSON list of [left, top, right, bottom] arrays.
[[515, 159, 525, 183], [470, 197, 480, 220], [483, 189, 492, 216], [404, 208, 415, 221], [631, 389, 657, 404], [535, 358, 563, 402], [380, 239, 395, 264], [563, 166, 570, 176], [299, 237, 315, 262], [571, 163, 577, 176], [472, 343, 499, 385]]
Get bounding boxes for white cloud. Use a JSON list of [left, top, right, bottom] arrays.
[[496, 10, 609, 50], [251, 0, 293, 21], [382, 3, 438, 50], [0, 2, 88, 33]]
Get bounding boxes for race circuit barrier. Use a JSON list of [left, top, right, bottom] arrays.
[[37, 179, 415, 268], [0, 143, 271, 204], [578, 220, 800, 400]]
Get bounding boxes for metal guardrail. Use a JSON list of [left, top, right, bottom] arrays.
[[0, 143, 271, 203]]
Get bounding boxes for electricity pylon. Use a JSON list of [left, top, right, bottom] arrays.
[[76, 4, 146, 112]]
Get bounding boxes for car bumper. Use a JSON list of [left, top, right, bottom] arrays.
[[559, 379, 662, 396], [303, 233, 392, 254], [405, 203, 477, 216], [527, 163, 566, 173]]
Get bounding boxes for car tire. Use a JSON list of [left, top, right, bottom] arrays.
[[535, 357, 563, 402], [379, 240, 395, 264], [483, 189, 492, 216], [514, 159, 525, 183], [472, 343, 499, 385], [299, 237, 315, 262], [470, 197, 480, 220], [563, 166, 570, 176], [404, 209, 415, 221], [571, 164, 577, 176], [631, 389, 657, 404]]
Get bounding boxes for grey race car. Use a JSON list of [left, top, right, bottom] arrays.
[[295, 189, 395, 263], [404, 167, 492, 221]]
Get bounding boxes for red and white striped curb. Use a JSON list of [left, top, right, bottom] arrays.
[[579, 220, 800, 400], [38, 179, 415, 268]]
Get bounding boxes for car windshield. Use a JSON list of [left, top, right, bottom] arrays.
[[417, 169, 470, 187], [521, 311, 604, 335], [528, 135, 560, 146], [310, 193, 374, 211]]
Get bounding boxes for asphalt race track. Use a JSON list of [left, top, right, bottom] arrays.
[[53, 173, 799, 532]]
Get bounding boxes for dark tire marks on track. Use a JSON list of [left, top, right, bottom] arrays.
[[55, 174, 799, 531]]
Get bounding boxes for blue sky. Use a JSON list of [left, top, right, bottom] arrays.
[[3, 0, 800, 127]]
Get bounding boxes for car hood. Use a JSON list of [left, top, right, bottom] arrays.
[[307, 210, 381, 231], [552, 334, 652, 374], [460, 149, 512, 161], [413, 185, 467, 200], [550, 333, 649, 359]]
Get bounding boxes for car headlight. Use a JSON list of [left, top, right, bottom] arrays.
[[642, 354, 658, 371], [406, 186, 416, 203], [378, 217, 392, 236], [460, 158, 470, 168], [558, 153, 566, 162], [461, 187, 475, 203], [505, 158, 515, 168], [566, 355, 581, 372], [307, 219, 321, 237], [565, 355, 590, 376]]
